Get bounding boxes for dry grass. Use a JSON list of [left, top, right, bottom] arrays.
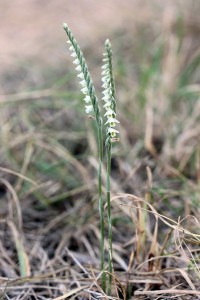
[[0, 1, 200, 299]]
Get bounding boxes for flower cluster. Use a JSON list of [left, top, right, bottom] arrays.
[[68, 41, 94, 114], [64, 23, 94, 115], [102, 40, 119, 138]]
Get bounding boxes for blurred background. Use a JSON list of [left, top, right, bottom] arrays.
[[1, 0, 199, 188], [0, 0, 200, 296], [1, 1, 199, 89]]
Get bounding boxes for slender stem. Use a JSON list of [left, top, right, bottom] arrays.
[[106, 137, 113, 295], [63, 23, 106, 291], [98, 125, 106, 291], [102, 39, 118, 295]]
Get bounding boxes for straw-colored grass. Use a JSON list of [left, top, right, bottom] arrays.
[[0, 2, 200, 299]]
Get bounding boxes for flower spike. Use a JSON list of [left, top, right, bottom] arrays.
[[102, 39, 119, 139], [63, 23, 106, 292], [63, 23, 101, 121]]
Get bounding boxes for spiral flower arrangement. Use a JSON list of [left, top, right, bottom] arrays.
[[63, 23, 101, 124], [63, 23, 119, 295], [102, 39, 119, 139]]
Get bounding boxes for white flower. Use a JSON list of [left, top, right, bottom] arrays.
[[102, 82, 109, 89], [84, 95, 91, 103], [73, 58, 79, 65], [107, 127, 119, 138], [104, 109, 116, 117], [103, 101, 112, 109], [102, 69, 109, 75], [102, 47, 119, 138], [71, 52, 77, 57], [102, 75, 110, 82], [102, 88, 111, 95], [85, 105, 93, 114], [105, 117, 119, 127], [77, 73, 84, 79], [102, 94, 111, 101], [79, 80, 86, 86], [81, 87, 88, 95], [75, 65, 82, 72], [67, 40, 94, 114], [102, 64, 109, 70]]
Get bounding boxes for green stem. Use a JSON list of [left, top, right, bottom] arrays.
[[106, 137, 113, 295], [98, 125, 106, 291]]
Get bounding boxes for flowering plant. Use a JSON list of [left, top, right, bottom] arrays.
[[63, 23, 119, 295]]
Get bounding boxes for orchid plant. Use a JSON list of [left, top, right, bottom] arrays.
[[63, 23, 119, 295]]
